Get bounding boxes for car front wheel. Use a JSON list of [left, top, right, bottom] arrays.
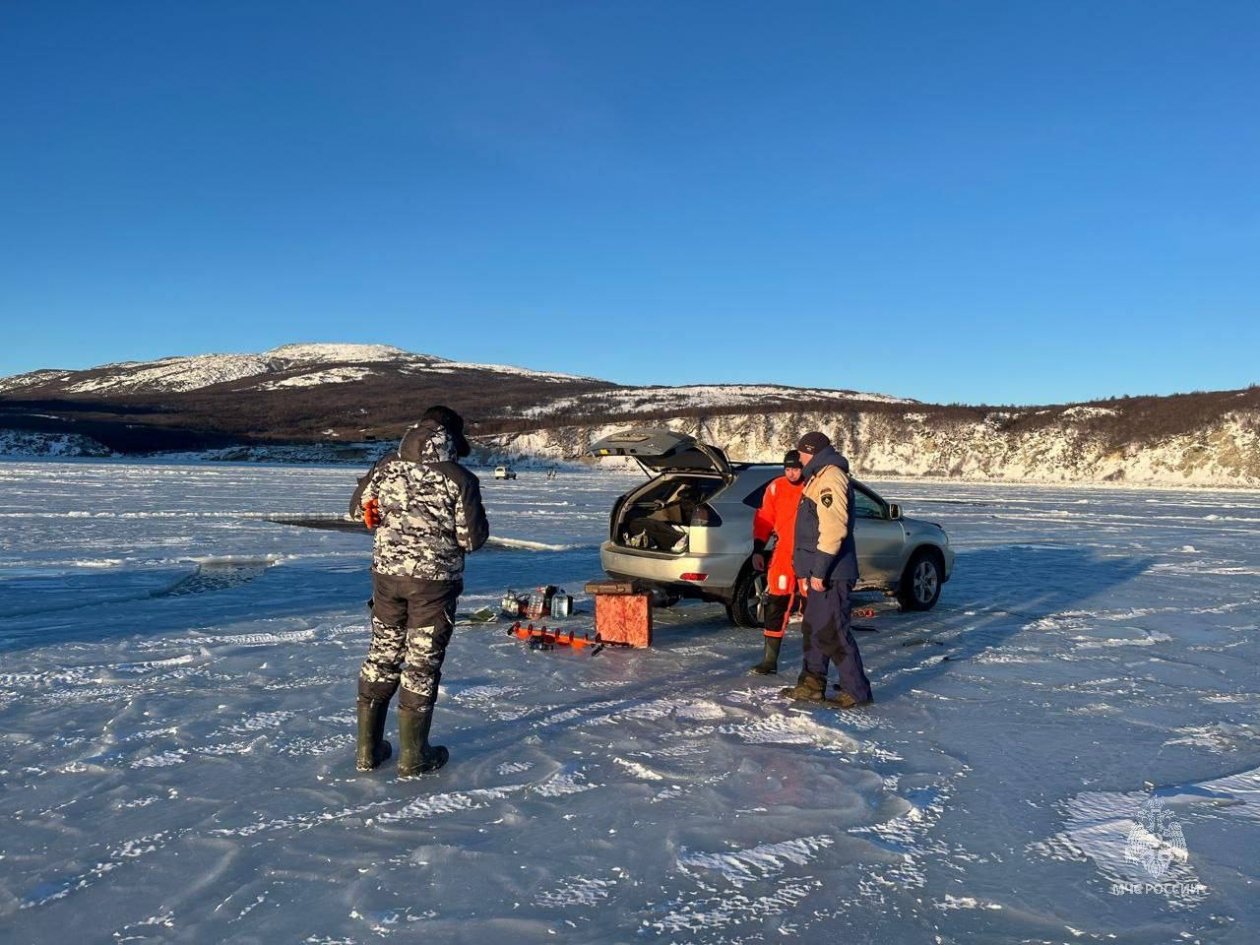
[[897, 550, 943, 611]]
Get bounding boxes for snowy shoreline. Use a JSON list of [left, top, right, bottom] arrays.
[[5, 450, 1260, 493]]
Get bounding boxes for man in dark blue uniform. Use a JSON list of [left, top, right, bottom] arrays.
[[780, 431, 873, 709]]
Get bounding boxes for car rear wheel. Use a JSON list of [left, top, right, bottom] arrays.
[[897, 550, 943, 611], [726, 564, 765, 629]]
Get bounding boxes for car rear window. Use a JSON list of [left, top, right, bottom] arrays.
[[742, 483, 767, 508], [741, 477, 784, 507]]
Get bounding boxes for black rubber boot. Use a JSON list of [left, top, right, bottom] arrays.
[[355, 698, 393, 771], [779, 671, 826, 702], [749, 636, 783, 675], [397, 707, 449, 777]]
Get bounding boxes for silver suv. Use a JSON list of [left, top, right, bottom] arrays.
[[588, 429, 954, 627]]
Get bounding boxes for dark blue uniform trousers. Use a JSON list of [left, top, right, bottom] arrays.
[[802, 580, 873, 702]]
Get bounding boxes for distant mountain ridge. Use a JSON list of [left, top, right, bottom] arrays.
[[0, 343, 593, 397], [1, 343, 1258, 487]]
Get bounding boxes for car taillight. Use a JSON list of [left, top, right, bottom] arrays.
[[680, 572, 708, 582], [689, 504, 722, 527]]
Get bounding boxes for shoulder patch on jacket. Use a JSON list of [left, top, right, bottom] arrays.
[[821, 490, 833, 508]]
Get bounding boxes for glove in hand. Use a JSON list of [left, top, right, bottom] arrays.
[[363, 498, 381, 530]]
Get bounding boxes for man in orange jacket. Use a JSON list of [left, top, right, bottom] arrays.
[[749, 450, 806, 674]]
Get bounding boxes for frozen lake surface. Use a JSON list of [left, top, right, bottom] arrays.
[[1, 460, 1258, 944]]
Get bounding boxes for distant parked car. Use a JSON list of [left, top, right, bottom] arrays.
[[587, 428, 955, 628], [494, 465, 517, 480]]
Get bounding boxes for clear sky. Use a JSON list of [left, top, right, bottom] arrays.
[[2, 1, 1257, 406]]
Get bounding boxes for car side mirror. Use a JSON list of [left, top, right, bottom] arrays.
[[888, 503, 902, 520]]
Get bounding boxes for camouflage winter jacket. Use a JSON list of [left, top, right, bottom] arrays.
[[357, 420, 489, 581]]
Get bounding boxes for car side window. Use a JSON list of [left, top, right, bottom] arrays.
[[853, 490, 885, 520]]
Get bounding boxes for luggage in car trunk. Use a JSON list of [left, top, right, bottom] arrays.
[[611, 475, 725, 553]]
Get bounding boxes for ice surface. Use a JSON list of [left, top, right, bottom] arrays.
[[0, 461, 1258, 943]]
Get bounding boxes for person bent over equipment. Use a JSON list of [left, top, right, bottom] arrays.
[[781, 431, 873, 709], [352, 405, 489, 775], [749, 450, 806, 674]]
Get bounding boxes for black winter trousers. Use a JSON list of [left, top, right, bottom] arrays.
[[762, 592, 793, 639], [359, 572, 461, 710]]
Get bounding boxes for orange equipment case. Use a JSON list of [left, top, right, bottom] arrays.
[[584, 580, 652, 648]]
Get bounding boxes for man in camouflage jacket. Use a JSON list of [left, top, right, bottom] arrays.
[[353, 405, 489, 775]]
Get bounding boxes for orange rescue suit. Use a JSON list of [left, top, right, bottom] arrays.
[[753, 475, 804, 596]]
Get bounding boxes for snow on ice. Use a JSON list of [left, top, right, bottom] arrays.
[[0, 460, 1258, 943]]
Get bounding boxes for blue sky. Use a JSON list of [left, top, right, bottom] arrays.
[[2, 1, 1257, 405]]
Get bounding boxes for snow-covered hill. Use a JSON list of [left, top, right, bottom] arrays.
[[0, 429, 113, 458], [484, 406, 1260, 488], [0, 343, 591, 396], [520, 384, 915, 419]]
